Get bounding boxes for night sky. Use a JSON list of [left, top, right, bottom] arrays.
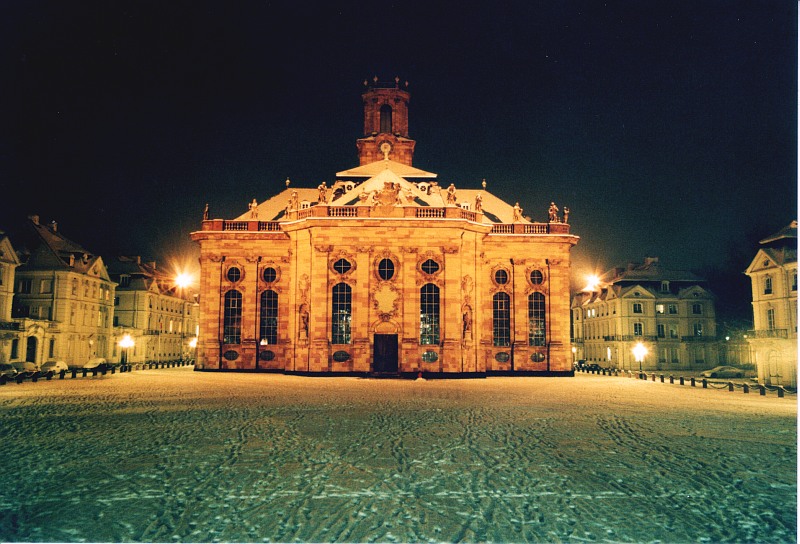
[[1, 1, 796, 299]]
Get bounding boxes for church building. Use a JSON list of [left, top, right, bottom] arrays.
[[190, 79, 579, 376]]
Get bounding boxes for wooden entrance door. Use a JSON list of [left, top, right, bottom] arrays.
[[373, 334, 398, 373]]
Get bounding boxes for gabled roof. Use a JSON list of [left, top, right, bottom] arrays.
[[760, 220, 797, 245], [336, 158, 437, 179], [745, 247, 798, 274], [12, 216, 105, 277]]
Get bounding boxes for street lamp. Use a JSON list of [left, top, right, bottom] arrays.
[[119, 334, 135, 370], [632, 342, 648, 375], [189, 336, 198, 366]]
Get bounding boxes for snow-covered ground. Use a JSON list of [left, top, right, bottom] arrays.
[[0, 368, 795, 543]]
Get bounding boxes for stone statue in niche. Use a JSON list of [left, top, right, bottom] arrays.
[[299, 304, 309, 339], [462, 305, 473, 337]]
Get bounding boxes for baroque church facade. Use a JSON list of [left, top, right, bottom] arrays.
[[191, 80, 579, 376]]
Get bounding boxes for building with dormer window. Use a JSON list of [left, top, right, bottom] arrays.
[[745, 221, 797, 387], [190, 80, 579, 376], [571, 257, 720, 371]]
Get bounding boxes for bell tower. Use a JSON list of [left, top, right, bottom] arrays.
[[356, 76, 416, 166]]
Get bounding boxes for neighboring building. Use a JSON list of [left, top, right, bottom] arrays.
[[0, 232, 22, 363], [571, 257, 719, 372], [745, 221, 798, 387], [107, 256, 200, 366], [8, 215, 116, 367], [190, 79, 579, 376]]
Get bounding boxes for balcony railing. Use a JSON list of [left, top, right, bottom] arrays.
[[747, 329, 789, 339]]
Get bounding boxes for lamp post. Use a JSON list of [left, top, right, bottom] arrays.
[[189, 336, 198, 367], [119, 334, 134, 370], [632, 342, 648, 376], [175, 273, 192, 363]]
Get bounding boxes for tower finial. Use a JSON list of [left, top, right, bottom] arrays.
[[285, 177, 291, 188], [482, 179, 487, 190]]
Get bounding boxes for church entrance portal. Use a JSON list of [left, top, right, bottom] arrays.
[[373, 334, 398, 373]]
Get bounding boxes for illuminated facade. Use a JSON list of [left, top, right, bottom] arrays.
[[745, 221, 797, 387], [6, 215, 116, 367], [571, 258, 720, 371], [191, 80, 579, 376], [107, 256, 200, 367]]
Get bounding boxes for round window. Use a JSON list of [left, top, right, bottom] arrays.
[[421, 259, 440, 275], [333, 258, 352, 274], [378, 258, 395, 281], [223, 350, 239, 361], [262, 267, 277, 283], [530, 270, 544, 285], [422, 351, 439, 363], [531, 352, 546, 362], [332, 351, 351, 362], [495, 352, 510, 363], [495, 269, 509, 285], [259, 350, 275, 361], [226, 267, 242, 283]]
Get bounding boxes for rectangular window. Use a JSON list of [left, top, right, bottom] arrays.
[[693, 323, 703, 336], [49, 338, 55, 358], [633, 303, 643, 314], [70, 304, 76, 325], [492, 293, 511, 347], [764, 276, 772, 295], [668, 304, 678, 315], [40, 279, 53, 294], [660, 281, 670, 293], [692, 303, 702, 315], [260, 290, 279, 345], [17, 279, 32, 294], [528, 292, 546, 347], [792, 272, 797, 292], [766, 308, 775, 330], [10, 339, 18, 359], [114, 296, 120, 306], [633, 323, 643, 336], [655, 304, 665, 314], [657, 324, 666, 338], [331, 283, 352, 344], [223, 290, 243, 344], [420, 284, 440, 345]]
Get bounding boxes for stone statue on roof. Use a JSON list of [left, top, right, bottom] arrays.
[[203, 203, 209, 220], [563, 206, 570, 224], [317, 181, 328, 203], [513, 202, 523, 222], [475, 193, 483, 213], [548, 202, 559, 223], [446, 183, 457, 205], [249, 198, 258, 218]]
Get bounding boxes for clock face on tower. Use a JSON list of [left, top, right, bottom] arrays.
[[380, 141, 392, 159]]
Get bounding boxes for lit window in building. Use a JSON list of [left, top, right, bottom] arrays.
[[764, 276, 772, 295], [380, 104, 392, 134], [633, 322, 643, 336], [378, 258, 395, 281], [226, 267, 242, 283], [260, 290, 278, 345], [420, 283, 440, 345], [528, 292, 546, 346], [493, 292, 511, 347], [530, 270, 544, 285], [656, 304, 664, 314], [331, 283, 352, 344], [223, 290, 243, 344], [693, 322, 703, 336]]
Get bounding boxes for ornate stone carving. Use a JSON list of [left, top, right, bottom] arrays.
[[314, 245, 334, 253], [372, 282, 400, 320]]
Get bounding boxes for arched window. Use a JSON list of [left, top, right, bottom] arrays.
[[380, 104, 392, 134], [223, 290, 243, 344], [260, 290, 278, 345], [332, 283, 352, 344], [420, 283, 440, 345], [493, 292, 511, 347], [528, 292, 546, 346]]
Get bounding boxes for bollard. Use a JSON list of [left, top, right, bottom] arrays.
[[651, 374, 655, 382], [111, 366, 115, 374], [690, 377, 695, 387], [660, 374, 664, 383], [702, 378, 707, 388], [728, 382, 734, 392], [46, 372, 52, 381], [679, 376, 684, 385], [778, 387, 785, 398], [743, 384, 749, 394], [32, 374, 38, 383], [82, 368, 87, 378], [101, 368, 107, 376], [59, 369, 66, 380], [72, 368, 77, 379], [669, 375, 674, 384], [759, 385, 766, 396], [92, 369, 98, 377]]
